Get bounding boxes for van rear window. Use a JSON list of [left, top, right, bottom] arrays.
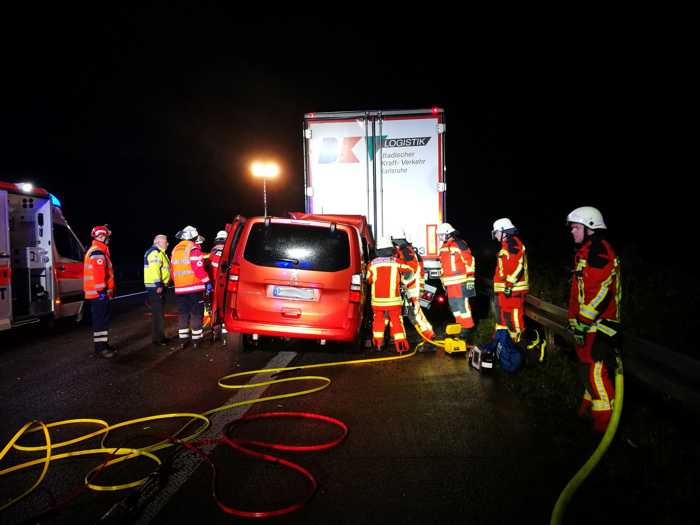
[[244, 223, 350, 272]]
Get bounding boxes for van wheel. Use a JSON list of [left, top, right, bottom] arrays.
[[240, 333, 259, 352]]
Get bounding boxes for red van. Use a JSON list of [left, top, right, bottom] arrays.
[[214, 214, 373, 350]]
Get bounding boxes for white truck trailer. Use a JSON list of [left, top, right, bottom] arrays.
[[302, 108, 446, 279]]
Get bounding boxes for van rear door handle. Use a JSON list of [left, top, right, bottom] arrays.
[[281, 308, 301, 318]]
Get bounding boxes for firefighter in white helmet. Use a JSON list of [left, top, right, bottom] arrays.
[[171, 226, 211, 349], [437, 223, 476, 332], [391, 228, 435, 341], [491, 218, 529, 343], [366, 235, 414, 353], [208, 229, 229, 345], [567, 206, 621, 433]]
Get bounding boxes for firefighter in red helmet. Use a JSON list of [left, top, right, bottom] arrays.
[[567, 206, 622, 433], [492, 218, 529, 343], [83, 225, 116, 358], [437, 223, 476, 333], [366, 235, 414, 353]]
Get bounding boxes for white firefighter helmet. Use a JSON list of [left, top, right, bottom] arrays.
[[566, 206, 607, 230], [390, 228, 407, 241], [436, 223, 455, 236], [215, 230, 228, 242], [177, 225, 199, 240], [376, 235, 394, 251], [492, 217, 516, 238]]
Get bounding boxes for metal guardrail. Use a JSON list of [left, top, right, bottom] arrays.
[[524, 295, 700, 414]]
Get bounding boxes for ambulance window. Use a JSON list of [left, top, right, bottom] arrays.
[[54, 224, 84, 261], [244, 223, 350, 272]]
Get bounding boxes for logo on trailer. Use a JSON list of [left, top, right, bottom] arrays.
[[318, 135, 431, 164]]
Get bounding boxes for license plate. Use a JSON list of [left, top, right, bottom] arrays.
[[268, 285, 319, 301]]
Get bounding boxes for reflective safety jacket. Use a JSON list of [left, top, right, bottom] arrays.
[[395, 242, 424, 299], [143, 245, 171, 289], [493, 235, 529, 295], [439, 237, 475, 288], [171, 240, 210, 294], [83, 240, 115, 300], [207, 242, 226, 282], [568, 232, 621, 332], [366, 256, 414, 309]]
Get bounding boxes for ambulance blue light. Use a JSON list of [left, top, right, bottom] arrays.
[[49, 193, 62, 207]]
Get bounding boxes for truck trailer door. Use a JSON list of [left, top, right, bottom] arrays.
[[0, 190, 12, 330]]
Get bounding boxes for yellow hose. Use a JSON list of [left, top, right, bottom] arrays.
[[0, 344, 418, 511], [550, 356, 624, 525]]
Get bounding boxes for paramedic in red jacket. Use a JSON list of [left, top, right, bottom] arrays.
[[437, 223, 476, 332], [492, 218, 529, 343], [83, 225, 116, 359], [366, 236, 414, 353], [171, 225, 211, 350], [567, 207, 622, 433]]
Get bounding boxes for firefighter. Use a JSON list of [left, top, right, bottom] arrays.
[[437, 223, 476, 333], [171, 226, 211, 349], [208, 230, 228, 345], [144, 234, 171, 346], [391, 229, 435, 341], [567, 206, 622, 433], [83, 225, 116, 359], [366, 236, 414, 353], [492, 218, 529, 343]]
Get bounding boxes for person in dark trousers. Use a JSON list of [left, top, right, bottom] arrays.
[[83, 225, 116, 359], [144, 234, 171, 346], [171, 226, 211, 350]]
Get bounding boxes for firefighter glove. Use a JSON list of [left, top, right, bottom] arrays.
[[156, 286, 164, 295], [97, 291, 107, 301], [571, 320, 588, 346], [503, 283, 513, 297], [205, 282, 213, 294]]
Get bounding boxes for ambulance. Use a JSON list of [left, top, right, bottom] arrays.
[[0, 181, 85, 331]]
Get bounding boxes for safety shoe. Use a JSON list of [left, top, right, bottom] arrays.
[[178, 339, 190, 350], [95, 348, 116, 359], [192, 341, 200, 350]]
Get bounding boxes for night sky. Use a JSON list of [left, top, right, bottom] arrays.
[[1, 9, 690, 273]]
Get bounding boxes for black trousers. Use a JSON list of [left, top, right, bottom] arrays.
[[148, 289, 166, 342], [90, 298, 111, 352], [176, 292, 204, 342]]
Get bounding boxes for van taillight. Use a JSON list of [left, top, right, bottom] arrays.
[[349, 273, 361, 303], [227, 263, 240, 293]]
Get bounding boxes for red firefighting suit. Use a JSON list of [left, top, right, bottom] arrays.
[[439, 235, 476, 329], [207, 241, 227, 337], [366, 254, 414, 353], [569, 232, 622, 432], [493, 235, 529, 342], [395, 241, 434, 340]]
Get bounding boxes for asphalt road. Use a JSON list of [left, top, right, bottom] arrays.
[[0, 295, 696, 524]]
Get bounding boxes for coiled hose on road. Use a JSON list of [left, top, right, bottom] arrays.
[[0, 344, 419, 518]]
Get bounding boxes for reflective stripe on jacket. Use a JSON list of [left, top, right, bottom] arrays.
[[144, 245, 171, 288], [171, 240, 210, 294], [83, 240, 114, 299], [493, 235, 529, 294], [568, 233, 621, 328], [366, 256, 414, 309], [439, 237, 475, 288]]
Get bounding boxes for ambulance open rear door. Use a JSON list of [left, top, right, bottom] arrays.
[[1, 189, 11, 330]]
